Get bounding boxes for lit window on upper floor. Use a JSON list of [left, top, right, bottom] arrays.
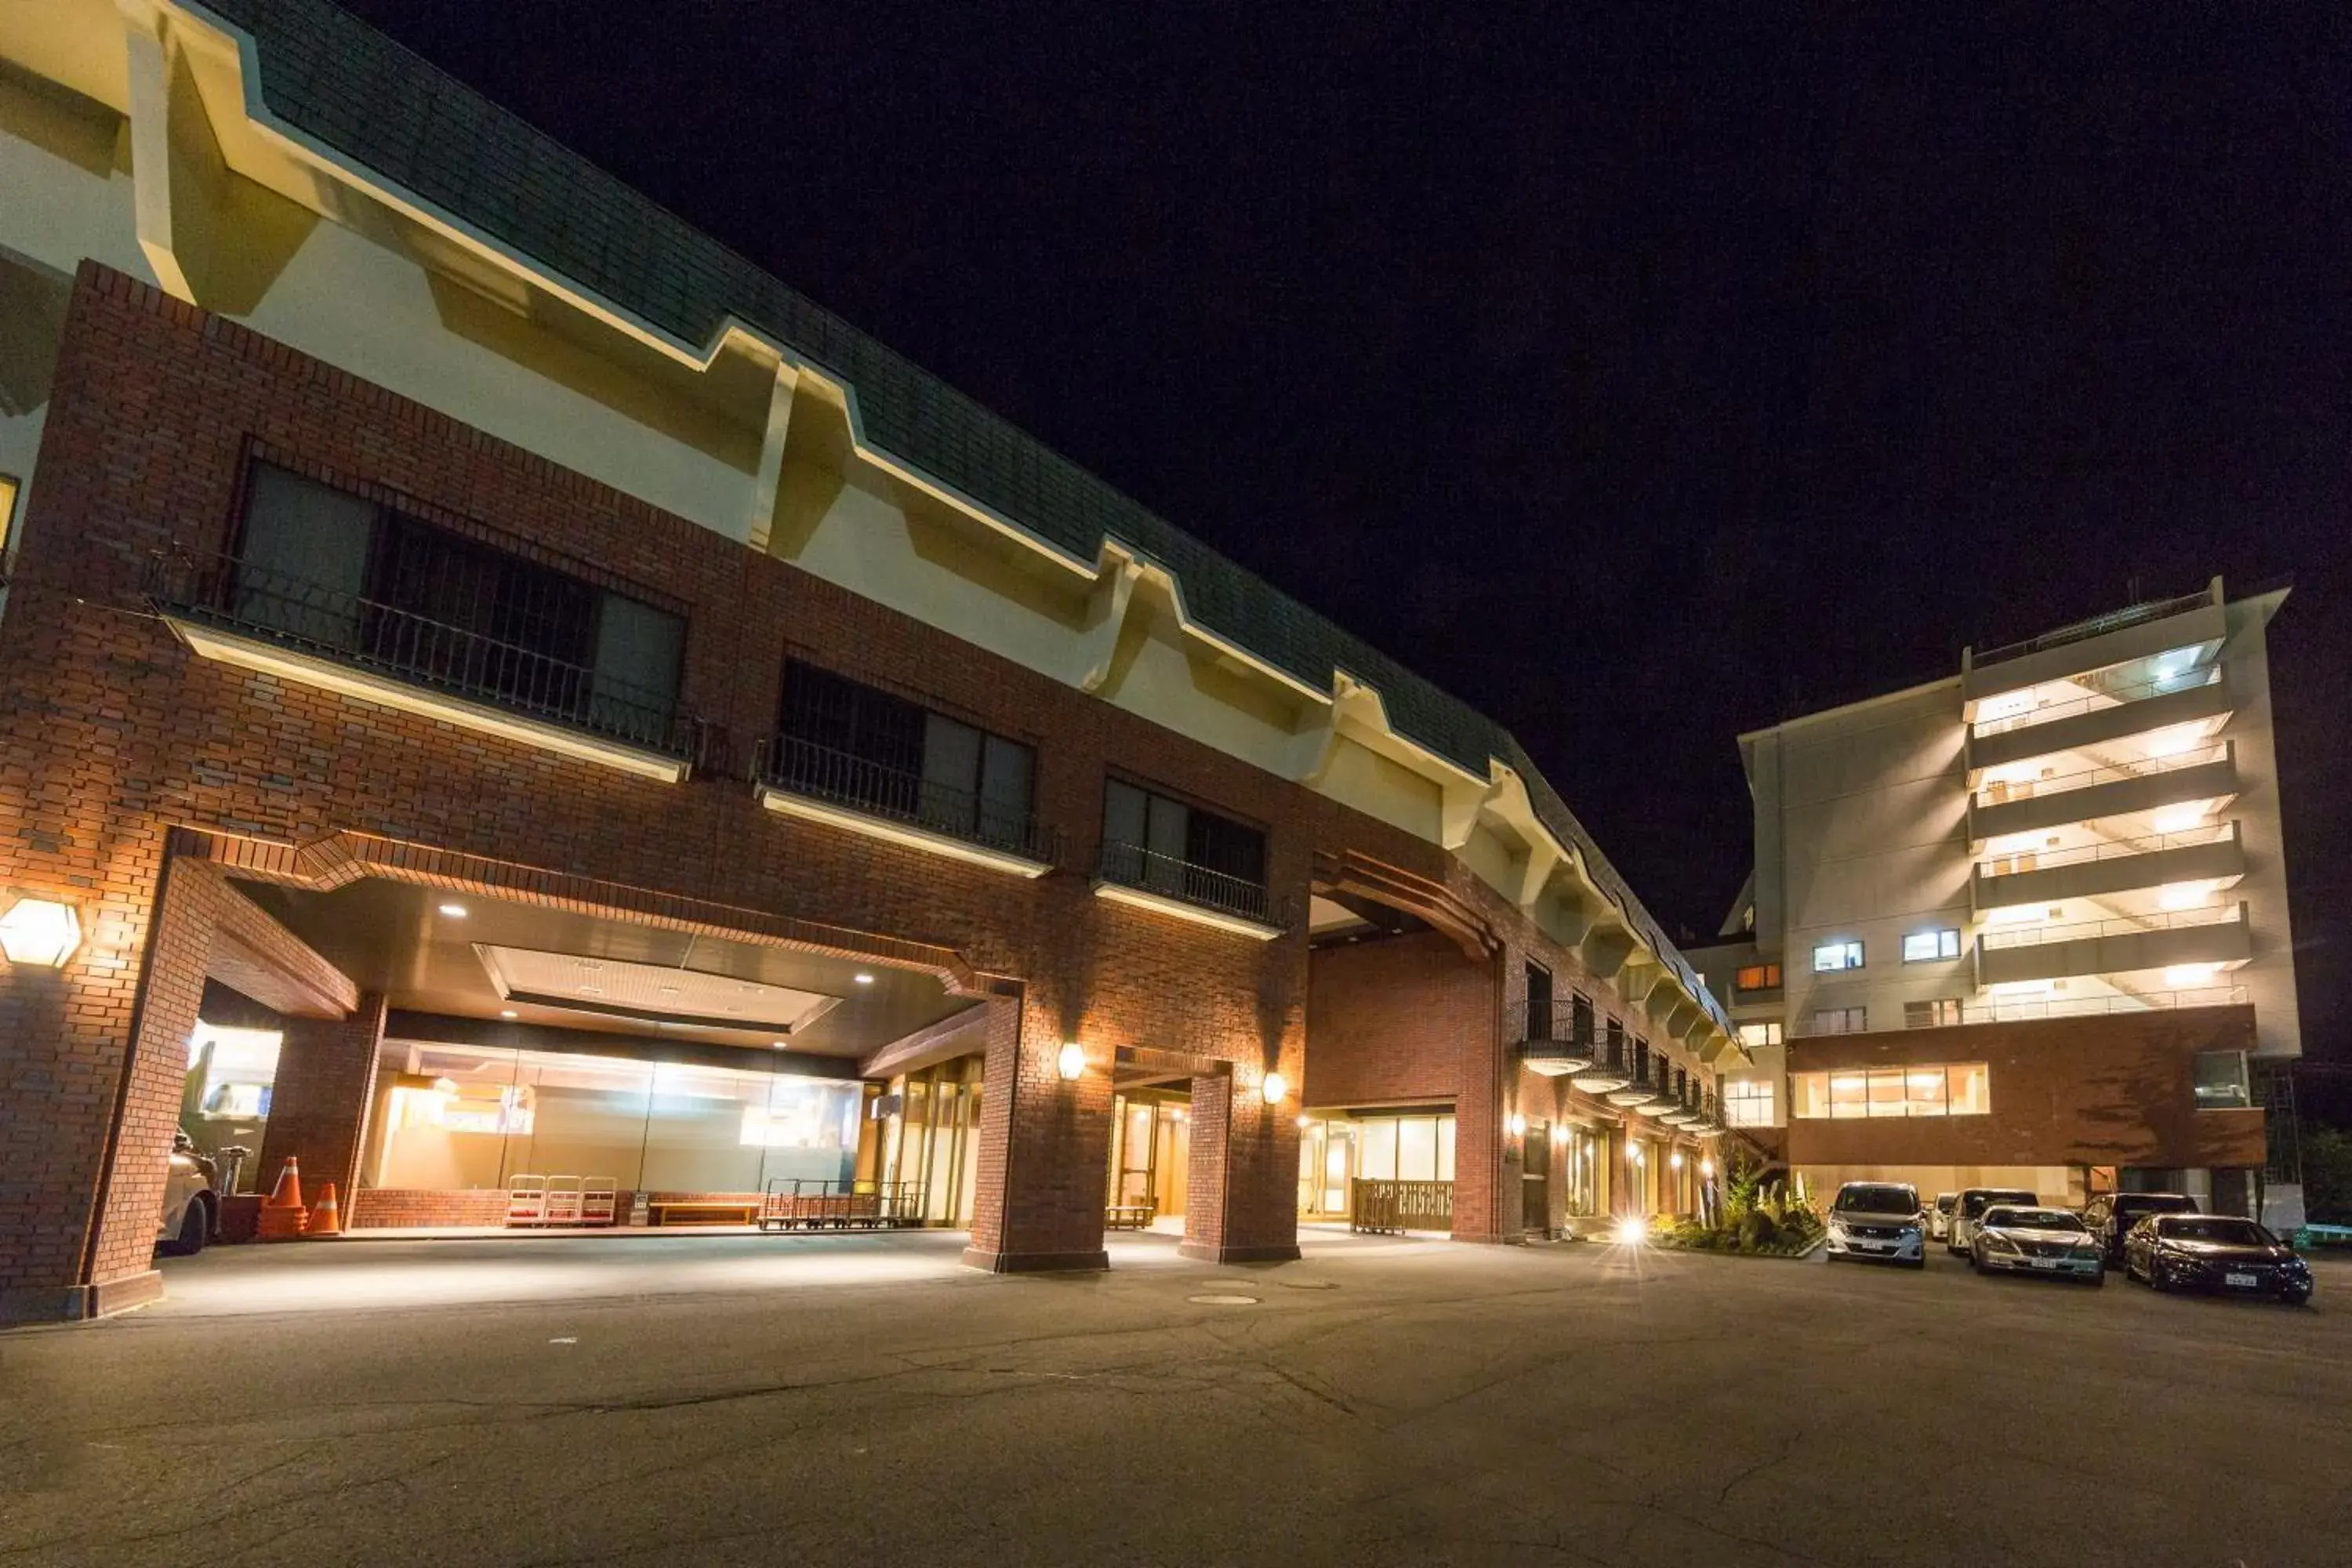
[[1809, 1006, 1867, 1035], [1902, 928, 1962, 963], [1735, 963, 1781, 991], [1792, 1063, 1989, 1119], [2192, 1050, 2249, 1110], [1723, 1079, 1775, 1127], [1737, 1022, 1782, 1050], [1813, 939, 1864, 972], [1904, 999, 1965, 1029]]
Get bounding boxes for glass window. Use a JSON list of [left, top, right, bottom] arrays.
[[1947, 1062, 1991, 1116], [1866, 1069, 1907, 1117], [1737, 1022, 1782, 1049], [1905, 999, 1964, 1029], [182, 1022, 284, 1192], [1436, 1116, 1456, 1181], [2192, 1050, 2249, 1109], [779, 660, 1033, 840], [1828, 1073, 1870, 1119], [1904, 1067, 1948, 1116], [1813, 940, 1864, 972], [1398, 1118, 1439, 1182], [1359, 1117, 1399, 1181], [1903, 929, 1961, 962], [1735, 963, 1782, 990], [1811, 1006, 1867, 1035], [1790, 1072, 1829, 1120], [1724, 1079, 1774, 1127]]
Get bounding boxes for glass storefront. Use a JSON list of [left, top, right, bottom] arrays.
[[366, 1040, 862, 1195], [1563, 1124, 1606, 1217], [1107, 1092, 1190, 1218], [877, 1057, 983, 1226], [1297, 1111, 1455, 1218], [182, 1022, 283, 1194]]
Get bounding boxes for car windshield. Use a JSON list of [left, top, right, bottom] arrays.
[[1936, 1196, 1956, 1214], [1835, 1185, 1917, 1214], [2120, 1196, 2197, 1218], [1984, 1208, 2082, 1232], [1962, 1190, 2035, 1217], [2163, 1218, 2267, 1246]]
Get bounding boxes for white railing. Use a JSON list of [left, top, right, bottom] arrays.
[[1975, 822, 2237, 880], [1971, 666, 2221, 739], [1973, 742, 2230, 806], [1980, 902, 2241, 950], [1790, 985, 2249, 1036]]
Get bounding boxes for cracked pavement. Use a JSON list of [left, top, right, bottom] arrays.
[[2, 1229, 2346, 1566]]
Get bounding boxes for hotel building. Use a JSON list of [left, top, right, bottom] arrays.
[[0, 0, 1741, 1321], [1690, 583, 2303, 1226]]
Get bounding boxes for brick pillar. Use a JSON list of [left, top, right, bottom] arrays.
[[963, 988, 1111, 1272], [257, 991, 387, 1201], [1450, 955, 1506, 1243], [0, 855, 213, 1323]]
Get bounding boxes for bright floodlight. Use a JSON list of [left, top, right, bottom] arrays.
[[1056, 1042, 1087, 1081], [1614, 1215, 1649, 1246], [0, 897, 81, 967], [1261, 1070, 1290, 1105]]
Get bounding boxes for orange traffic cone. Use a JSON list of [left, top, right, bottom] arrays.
[[307, 1181, 343, 1237], [257, 1156, 309, 1241]]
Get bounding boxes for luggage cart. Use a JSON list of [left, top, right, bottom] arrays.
[[542, 1176, 584, 1226], [506, 1174, 547, 1228], [580, 1178, 618, 1227]]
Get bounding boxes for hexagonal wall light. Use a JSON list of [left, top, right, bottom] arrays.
[[0, 897, 82, 967]]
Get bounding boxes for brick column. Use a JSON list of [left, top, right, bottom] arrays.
[[257, 991, 388, 1202], [963, 989, 1111, 1272], [0, 855, 212, 1323], [1450, 955, 1507, 1243]]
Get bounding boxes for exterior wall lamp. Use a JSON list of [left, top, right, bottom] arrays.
[[1260, 1070, 1290, 1105], [1700, 1157, 1715, 1179], [1056, 1042, 1087, 1081], [0, 896, 82, 968], [1669, 1151, 1685, 1171], [1507, 1112, 1527, 1138]]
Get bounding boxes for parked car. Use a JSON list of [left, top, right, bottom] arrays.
[[1968, 1204, 2104, 1285], [1947, 1186, 2038, 1255], [157, 1130, 218, 1256], [1824, 1181, 1926, 1267], [2123, 1214, 2314, 1305], [1929, 1192, 1957, 1242], [2081, 1191, 2198, 1266]]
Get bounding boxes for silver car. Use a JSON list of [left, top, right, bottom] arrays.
[[1824, 1180, 1926, 1267], [157, 1130, 219, 1256], [1968, 1204, 2104, 1286], [1947, 1186, 2037, 1254]]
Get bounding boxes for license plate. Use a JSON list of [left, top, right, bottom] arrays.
[[2030, 1258, 2057, 1270], [2226, 1272, 2259, 1288]]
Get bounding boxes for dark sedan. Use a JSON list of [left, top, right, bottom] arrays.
[[2122, 1214, 2313, 1305], [2082, 1191, 2197, 1266]]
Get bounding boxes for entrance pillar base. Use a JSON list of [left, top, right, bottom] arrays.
[[960, 1246, 1110, 1275], [0, 1269, 165, 1325], [1177, 1241, 1301, 1264]]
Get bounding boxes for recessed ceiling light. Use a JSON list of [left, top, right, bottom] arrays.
[[499, 1009, 517, 1019], [578, 985, 603, 996], [658, 985, 681, 995], [854, 972, 875, 985], [438, 903, 468, 918], [771, 1040, 788, 1050], [579, 960, 602, 971]]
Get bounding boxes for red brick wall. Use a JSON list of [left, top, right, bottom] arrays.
[[1305, 932, 1483, 1107], [1785, 1005, 2267, 1170], [349, 1189, 512, 1229], [258, 993, 387, 1203], [0, 264, 1723, 1303]]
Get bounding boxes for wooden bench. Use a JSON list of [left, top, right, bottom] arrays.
[[1105, 1202, 1156, 1231], [647, 1199, 761, 1227]]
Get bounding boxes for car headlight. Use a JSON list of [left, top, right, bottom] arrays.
[[1984, 1233, 2020, 1253], [2071, 1245, 2100, 1261]]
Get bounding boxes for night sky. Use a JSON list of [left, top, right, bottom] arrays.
[[339, 3, 2350, 1061]]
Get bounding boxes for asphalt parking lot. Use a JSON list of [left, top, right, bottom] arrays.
[[3, 1231, 2346, 1566]]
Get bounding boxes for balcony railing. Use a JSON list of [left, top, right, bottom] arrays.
[[760, 734, 1058, 865], [1980, 902, 2241, 950], [1349, 1178, 1453, 1235], [1507, 999, 1598, 1073], [147, 548, 693, 756], [1976, 822, 2236, 879], [1098, 840, 1287, 928], [1789, 985, 2249, 1036], [1970, 666, 2221, 739], [1971, 589, 2215, 667], [1973, 742, 2230, 807]]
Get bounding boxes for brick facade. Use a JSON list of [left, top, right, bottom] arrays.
[[0, 265, 1722, 1316], [1784, 1005, 2267, 1171], [258, 993, 388, 1205]]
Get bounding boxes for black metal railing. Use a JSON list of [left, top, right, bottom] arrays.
[[757, 1178, 924, 1230], [148, 549, 694, 756], [1507, 998, 1599, 1069], [1350, 1178, 1453, 1234], [760, 734, 1058, 865], [1098, 839, 1287, 927]]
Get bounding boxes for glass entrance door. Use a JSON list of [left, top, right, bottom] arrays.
[[1521, 1121, 1550, 1232]]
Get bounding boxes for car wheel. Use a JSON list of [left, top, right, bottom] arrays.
[[163, 1199, 209, 1258], [2148, 1261, 2170, 1294]]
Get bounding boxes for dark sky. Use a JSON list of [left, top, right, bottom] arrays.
[[339, 2, 2351, 1059]]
